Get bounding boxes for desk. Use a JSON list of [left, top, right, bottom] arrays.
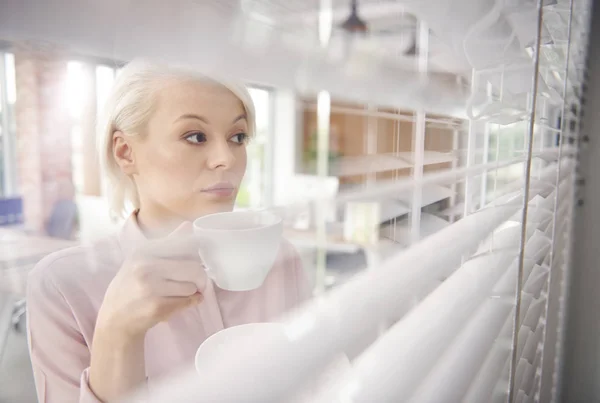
[[0, 229, 76, 295]]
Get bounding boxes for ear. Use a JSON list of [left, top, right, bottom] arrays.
[[113, 131, 138, 175]]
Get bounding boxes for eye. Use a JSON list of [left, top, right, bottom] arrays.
[[184, 132, 207, 144], [231, 133, 249, 144]]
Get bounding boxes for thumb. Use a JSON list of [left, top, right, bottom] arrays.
[[189, 292, 203, 305]]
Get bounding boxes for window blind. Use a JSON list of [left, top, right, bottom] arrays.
[[88, 0, 592, 402]]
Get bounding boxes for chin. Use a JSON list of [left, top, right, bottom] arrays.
[[211, 203, 235, 214], [187, 201, 234, 219]]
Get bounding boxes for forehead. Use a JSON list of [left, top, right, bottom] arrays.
[[153, 78, 246, 123]]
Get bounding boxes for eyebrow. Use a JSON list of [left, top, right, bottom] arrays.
[[232, 114, 247, 124], [175, 113, 247, 124], [175, 114, 209, 124]]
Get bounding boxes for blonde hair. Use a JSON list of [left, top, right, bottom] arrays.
[[96, 59, 256, 219]]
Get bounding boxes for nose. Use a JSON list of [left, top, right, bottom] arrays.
[[207, 139, 236, 170]]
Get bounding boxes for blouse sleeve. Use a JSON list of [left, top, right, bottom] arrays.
[[26, 259, 103, 403]]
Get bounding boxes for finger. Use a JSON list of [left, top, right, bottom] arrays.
[[150, 259, 208, 291], [164, 293, 203, 312], [156, 293, 204, 322], [154, 280, 199, 297]]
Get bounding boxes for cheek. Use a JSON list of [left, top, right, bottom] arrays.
[[137, 144, 200, 187], [138, 146, 174, 172], [234, 147, 248, 174]]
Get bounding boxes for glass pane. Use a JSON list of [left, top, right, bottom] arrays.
[[236, 87, 271, 209], [96, 65, 115, 115], [67, 61, 86, 119], [5, 53, 16, 105], [248, 87, 270, 140]]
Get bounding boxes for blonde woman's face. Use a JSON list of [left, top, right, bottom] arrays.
[[124, 79, 249, 221]]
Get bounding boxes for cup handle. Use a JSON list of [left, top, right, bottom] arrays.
[[203, 265, 215, 279], [195, 234, 217, 284]]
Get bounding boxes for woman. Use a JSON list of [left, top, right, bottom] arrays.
[[26, 60, 310, 403]]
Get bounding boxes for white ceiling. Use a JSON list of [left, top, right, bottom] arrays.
[[0, 2, 468, 71], [199, 0, 469, 74], [0, 0, 570, 115]]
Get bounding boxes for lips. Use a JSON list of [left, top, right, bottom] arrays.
[[201, 182, 236, 197]]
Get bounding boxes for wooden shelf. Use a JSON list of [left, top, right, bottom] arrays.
[[392, 150, 456, 166], [326, 151, 456, 177], [393, 184, 455, 207], [330, 154, 412, 176]]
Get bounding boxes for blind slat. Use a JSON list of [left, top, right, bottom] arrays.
[[523, 265, 549, 298], [522, 294, 547, 329], [462, 265, 550, 402], [341, 252, 511, 402], [336, 158, 570, 206], [407, 297, 513, 402], [516, 362, 534, 399], [521, 324, 544, 365], [456, 306, 516, 403], [493, 259, 537, 296], [516, 327, 532, 365]]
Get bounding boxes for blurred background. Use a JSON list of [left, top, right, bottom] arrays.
[[0, 0, 598, 402]]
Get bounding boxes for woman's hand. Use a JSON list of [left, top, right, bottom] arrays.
[[89, 223, 206, 402], [97, 222, 207, 340]]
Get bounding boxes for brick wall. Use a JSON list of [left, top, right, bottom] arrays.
[[14, 43, 74, 231]]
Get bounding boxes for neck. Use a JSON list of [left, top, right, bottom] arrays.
[[135, 207, 186, 239]]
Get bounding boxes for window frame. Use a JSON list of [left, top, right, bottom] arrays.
[[0, 52, 17, 198]]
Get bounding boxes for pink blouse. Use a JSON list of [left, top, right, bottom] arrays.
[[26, 214, 310, 403]]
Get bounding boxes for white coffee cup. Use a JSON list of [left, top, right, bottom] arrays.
[[193, 210, 283, 291]]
